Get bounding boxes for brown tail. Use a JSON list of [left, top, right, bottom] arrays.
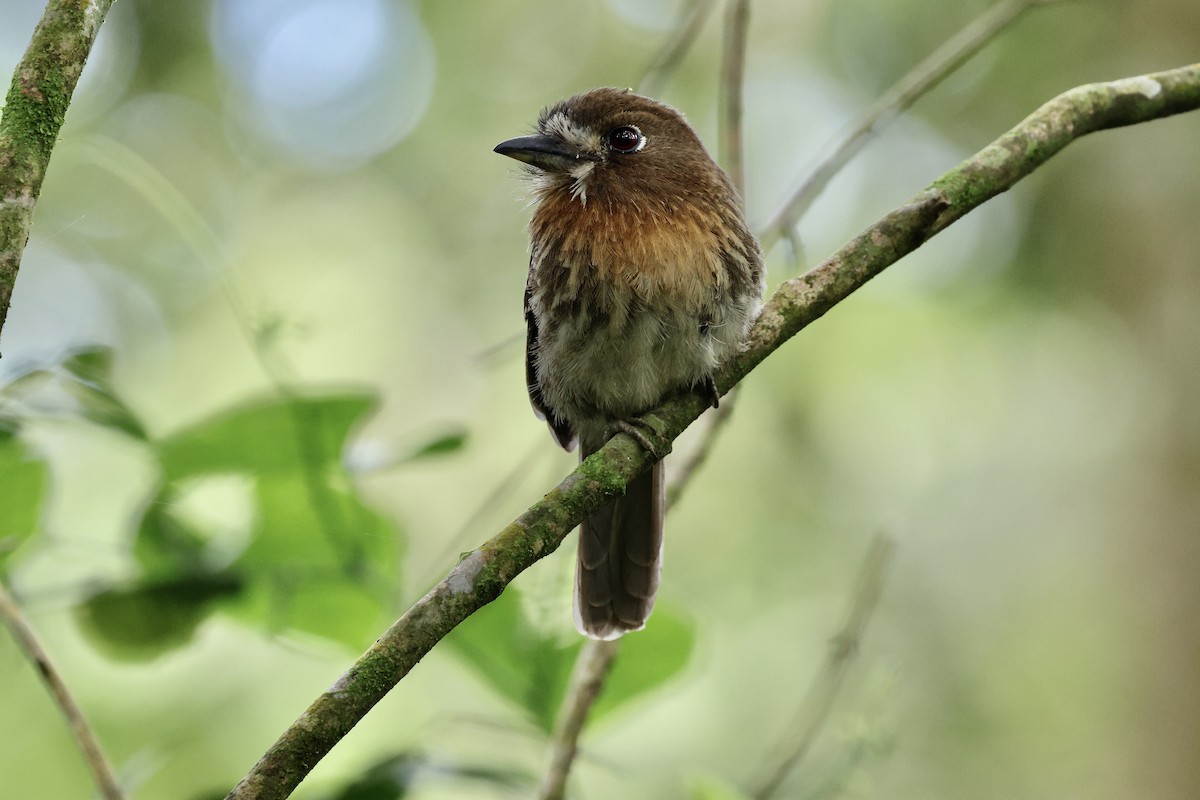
[[573, 452, 665, 640]]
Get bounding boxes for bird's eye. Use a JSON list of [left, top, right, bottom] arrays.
[[606, 125, 645, 154]]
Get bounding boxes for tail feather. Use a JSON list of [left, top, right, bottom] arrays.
[[574, 451, 664, 640]]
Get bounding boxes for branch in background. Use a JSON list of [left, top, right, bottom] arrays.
[[757, 0, 1062, 253], [535, 639, 622, 800], [532, 8, 758, 793], [0, 0, 116, 337], [532, 383, 736, 798], [535, 9, 757, 793], [0, 579, 126, 800], [750, 535, 893, 800], [665, 391, 739, 509], [639, 0, 720, 98], [0, 2, 120, 794], [674, 0, 1052, 505], [719, 0, 751, 199], [226, 64, 1200, 800]]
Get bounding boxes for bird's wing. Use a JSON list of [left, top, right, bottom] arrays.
[[525, 276, 577, 451]]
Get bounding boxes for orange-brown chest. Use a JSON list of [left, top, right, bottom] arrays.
[[530, 190, 729, 309]]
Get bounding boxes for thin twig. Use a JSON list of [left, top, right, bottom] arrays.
[[529, 384, 739, 797], [666, 385, 740, 510], [639, 0, 720, 97], [533, 11, 754, 791], [536, 639, 622, 800], [719, 0, 751, 200], [0, 578, 126, 800], [669, 1, 1034, 494], [750, 534, 894, 800], [664, 0, 753, 510], [675, 0, 1039, 498], [757, 0, 1062, 253], [226, 65, 1200, 799]]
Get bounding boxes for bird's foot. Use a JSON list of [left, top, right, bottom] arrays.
[[609, 416, 672, 461]]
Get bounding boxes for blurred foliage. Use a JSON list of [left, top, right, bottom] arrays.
[[316, 751, 533, 799], [0, 425, 47, 563], [447, 585, 695, 732], [1, 0, 1199, 799], [1, 346, 409, 657]]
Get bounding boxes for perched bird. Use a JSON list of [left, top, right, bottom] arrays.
[[495, 88, 765, 639]]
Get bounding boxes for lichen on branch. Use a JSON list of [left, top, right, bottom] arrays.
[[227, 63, 1200, 800], [0, 0, 116, 336]]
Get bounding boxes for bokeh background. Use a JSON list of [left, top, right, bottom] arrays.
[[1, 0, 1198, 798]]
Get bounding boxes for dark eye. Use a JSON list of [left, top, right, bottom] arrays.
[[606, 125, 644, 154]]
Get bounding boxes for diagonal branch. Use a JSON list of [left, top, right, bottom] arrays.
[[0, 578, 126, 800], [534, 7, 757, 792], [0, 0, 116, 338], [535, 638, 622, 800], [639, 0, 720, 97], [750, 535, 893, 800], [226, 64, 1200, 800], [675, 0, 1061, 505]]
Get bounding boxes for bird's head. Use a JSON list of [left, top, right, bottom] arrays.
[[494, 87, 731, 207]]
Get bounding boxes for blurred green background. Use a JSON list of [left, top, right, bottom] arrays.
[[1, 0, 1198, 798]]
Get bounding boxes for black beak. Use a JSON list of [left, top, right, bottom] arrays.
[[494, 134, 587, 173]]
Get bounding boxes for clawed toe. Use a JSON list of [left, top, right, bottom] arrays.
[[610, 418, 671, 461]]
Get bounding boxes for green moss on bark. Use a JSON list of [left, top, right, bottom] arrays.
[[0, 0, 116, 335]]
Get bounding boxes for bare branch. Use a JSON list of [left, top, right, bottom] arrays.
[[758, 0, 1062, 253], [639, 0, 720, 98], [226, 64, 1200, 800], [671, 0, 1047, 505], [750, 535, 893, 800], [665, 386, 741, 509], [719, 0, 751, 199], [536, 639, 622, 800], [0, 0, 117, 337], [0, 578, 126, 800], [670, 0, 752, 507]]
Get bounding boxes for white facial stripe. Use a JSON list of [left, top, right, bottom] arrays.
[[568, 160, 594, 203], [542, 111, 599, 152]]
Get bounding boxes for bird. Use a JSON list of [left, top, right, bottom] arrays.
[[495, 87, 765, 640]]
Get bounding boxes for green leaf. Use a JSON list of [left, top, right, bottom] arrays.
[[687, 774, 755, 800], [132, 486, 209, 577], [239, 469, 398, 579], [589, 604, 695, 723], [445, 586, 696, 732], [325, 753, 418, 800], [219, 471, 398, 650], [225, 571, 392, 652], [157, 393, 376, 480], [399, 427, 468, 463], [60, 347, 115, 386], [143, 390, 404, 652], [445, 586, 579, 732], [61, 347, 148, 439], [0, 427, 48, 565], [323, 752, 531, 800], [76, 572, 243, 661]]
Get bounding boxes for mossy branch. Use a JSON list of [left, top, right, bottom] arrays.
[[0, 0, 115, 338], [0, 3, 121, 799], [226, 63, 1200, 800]]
